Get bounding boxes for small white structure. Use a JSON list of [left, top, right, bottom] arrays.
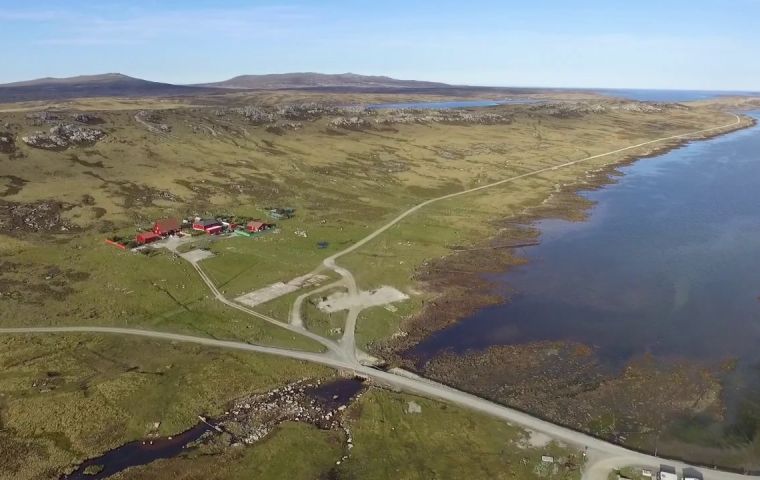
[[642, 470, 653, 478], [541, 455, 554, 463]]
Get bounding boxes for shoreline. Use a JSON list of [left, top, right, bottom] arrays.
[[375, 112, 756, 359], [367, 112, 758, 469]]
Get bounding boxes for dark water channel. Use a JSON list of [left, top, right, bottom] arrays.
[[415, 113, 760, 413], [60, 379, 365, 479], [306, 377, 365, 408], [62, 423, 212, 480]]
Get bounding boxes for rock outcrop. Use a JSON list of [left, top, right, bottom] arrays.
[[72, 113, 103, 124], [135, 110, 171, 133], [374, 108, 511, 126], [229, 106, 275, 125], [0, 131, 15, 153], [529, 101, 676, 118], [277, 103, 340, 120], [0, 199, 78, 233], [330, 116, 372, 130], [25, 111, 60, 126], [220, 103, 361, 125], [265, 122, 302, 135], [22, 124, 105, 150]]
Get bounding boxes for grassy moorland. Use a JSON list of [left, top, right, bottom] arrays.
[[0, 92, 751, 477], [111, 389, 583, 480], [0, 98, 745, 342], [0, 334, 333, 479]]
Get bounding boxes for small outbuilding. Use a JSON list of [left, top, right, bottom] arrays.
[[153, 218, 181, 236], [246, 220, 272, 233], [267, 207, 295, 220], [136, 231, 161, 245]]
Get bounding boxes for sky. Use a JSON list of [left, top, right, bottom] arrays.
[[1, 0, 758, 91]]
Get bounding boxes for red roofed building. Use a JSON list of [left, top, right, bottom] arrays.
[[193, 218, 224, 235], [153, 218, 181, 236], [136, 231, 162, 245]]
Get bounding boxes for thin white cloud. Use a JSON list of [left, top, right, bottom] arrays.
[[3, 5, 312, 46]]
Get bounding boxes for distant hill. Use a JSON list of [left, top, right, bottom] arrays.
[[0, 73, 220, 102], [197, 72, 453, 90], [0, 72, 540, 103]]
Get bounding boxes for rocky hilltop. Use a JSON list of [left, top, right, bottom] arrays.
[[211, 99, 677, 132]]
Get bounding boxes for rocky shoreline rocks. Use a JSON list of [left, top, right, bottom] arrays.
[[423, 343, 724, 447]]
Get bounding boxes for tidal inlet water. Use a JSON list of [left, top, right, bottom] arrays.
[[416, 113, 760, 447]]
